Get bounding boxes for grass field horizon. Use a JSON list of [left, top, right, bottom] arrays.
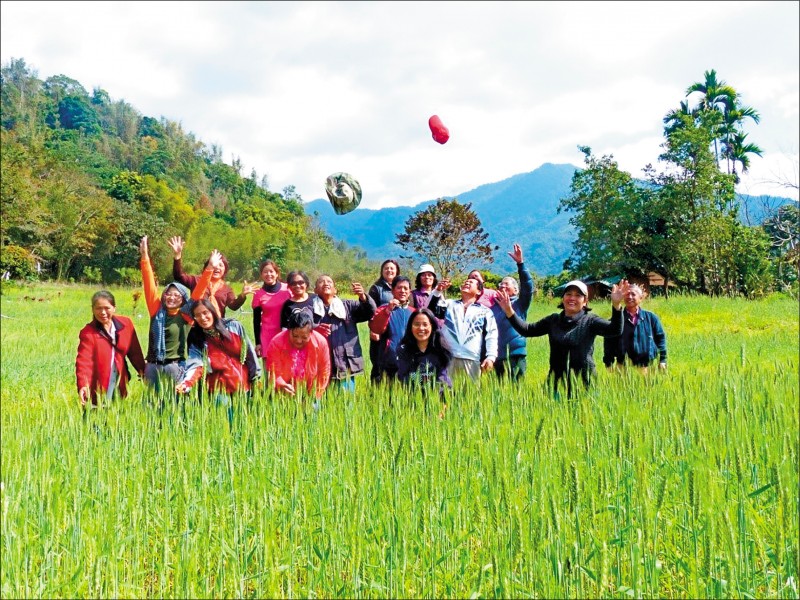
[[2, 282, 798, 598]]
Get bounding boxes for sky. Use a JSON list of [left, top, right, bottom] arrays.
[[2, 1, 798, 209]]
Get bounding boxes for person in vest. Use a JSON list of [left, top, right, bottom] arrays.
[[139, 236, 218, 395], [369, 275, 415, 382]]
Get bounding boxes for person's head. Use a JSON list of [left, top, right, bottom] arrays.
[[190, 299, 222, 331], [91, 291, 116, 327], [391, 275, 412, 304], [314, 275, 337, 301], [286, 270, 310, 299], [286, 309, 314, 349], [204, 253, 229, 281], [415, 264, 438, 291], [162, 283, 189, 310], [259, 260, 281, 285], [400, 308, 451, 361], [468, 269, 485, 284], [379, 259, 400, 284], [460, 277, 483, 300], [498, 276, 519, 297], [625, 283, 645, 310], [558, 280, 588, 316]]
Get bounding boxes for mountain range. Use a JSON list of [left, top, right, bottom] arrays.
[[303, 163, 791, 276]]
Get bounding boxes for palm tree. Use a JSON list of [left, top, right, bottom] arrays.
[[720, 100, 761, 175], [724, 131, 763, 183], [686, 69, 737, 162], [663, 100, 693, 137]]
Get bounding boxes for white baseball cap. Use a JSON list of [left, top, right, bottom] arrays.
[[563, 280, 588, 297], [417, 264, 436, 276]]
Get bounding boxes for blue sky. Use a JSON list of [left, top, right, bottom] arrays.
[[2, 1, 798, 208]]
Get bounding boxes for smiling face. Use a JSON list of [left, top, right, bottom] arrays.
[[289, 325, 313, 349], [163, 286, 184, 310], [393, 280, 411, 304], [418, 271, 435, 290], [411, 312, 433, 345], [192, 303, 216, 330], [381, 262, 397, 282], [498, 277, 518, 296], [287, 276, 308, 300], [92, 298, 116, 328], [624, 286, 644, 310], [315, 276, 336, 301], [460, 277, 481, 300], [261, 264, 279, 285], [562, 288, 587, 316]]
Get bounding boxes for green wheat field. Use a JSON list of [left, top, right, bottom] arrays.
[[1, 282, 798, 599]]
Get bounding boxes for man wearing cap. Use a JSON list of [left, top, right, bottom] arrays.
[[496, 278, 629, 398], [412, 263, 439, 310], [428, 276, 498, 381]]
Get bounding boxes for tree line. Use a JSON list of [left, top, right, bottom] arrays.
[[557, 69, 798, 298], [0, 58, 375, 286]]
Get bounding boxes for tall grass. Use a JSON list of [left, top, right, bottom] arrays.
[[1, 282, 798, 598]]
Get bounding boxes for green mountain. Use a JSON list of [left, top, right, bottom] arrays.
[[304, 163, 578, 276], [304, 163, 794, 277]]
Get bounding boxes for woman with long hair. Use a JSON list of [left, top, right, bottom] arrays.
[[367, 259, 400, 380]]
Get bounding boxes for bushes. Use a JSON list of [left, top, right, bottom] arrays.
[[0, 244, 38, 279]]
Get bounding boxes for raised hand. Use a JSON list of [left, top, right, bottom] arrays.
[[240, 280, 260, 296], [436, 278, 451, 292], [167, 236, 185, 259], [139, 236, 149, 258], [508, 243, 523, 264], [208, 249, 223, 270], [496, 290, 514, 317], [351, 282, 366, 300], [610, 279, 630, 309]]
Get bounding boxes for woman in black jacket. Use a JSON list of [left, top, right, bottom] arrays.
[[496, 279, 629, 398]]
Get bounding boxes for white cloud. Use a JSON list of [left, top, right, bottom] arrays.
[[2, 0, 797, 207]]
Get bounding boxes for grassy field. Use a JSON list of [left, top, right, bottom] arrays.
[[1, 282, 798, 598]]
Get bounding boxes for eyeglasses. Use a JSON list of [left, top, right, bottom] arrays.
[[289, 280, 307, 286]]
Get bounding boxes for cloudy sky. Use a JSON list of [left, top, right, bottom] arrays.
[[2, 1, 798, 209]]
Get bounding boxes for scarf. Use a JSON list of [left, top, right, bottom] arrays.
[[313, 296, 346, 320]]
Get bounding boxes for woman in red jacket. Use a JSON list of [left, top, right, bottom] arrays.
[[176, 299, 261, 426], [76, 290, 146, 406]]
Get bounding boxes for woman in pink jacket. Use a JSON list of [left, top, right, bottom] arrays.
[[266, 310, 331, 400]]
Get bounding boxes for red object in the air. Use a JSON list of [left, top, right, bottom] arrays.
[[428, 115, 450, 144]]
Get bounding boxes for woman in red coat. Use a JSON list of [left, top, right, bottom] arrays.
[[75, 290, 146, 406]]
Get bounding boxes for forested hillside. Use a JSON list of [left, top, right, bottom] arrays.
[[0, 58, 376, 285]]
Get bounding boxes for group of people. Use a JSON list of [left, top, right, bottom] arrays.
[[76, 237, 668, 412]]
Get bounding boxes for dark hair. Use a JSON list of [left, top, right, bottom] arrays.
[[414, 271, 439, 291], [286, 270, 310, 287], [203, 253, 229, 276], [466, 276, 484, 292], [391, 275, 412, 290], [187, 299, 231, 347], [258, 259, 280, 276], [379, 259, 400, 280], [400, 308, 452, 365], [91, 290, 116, 307], [286, 308, 314, 330]]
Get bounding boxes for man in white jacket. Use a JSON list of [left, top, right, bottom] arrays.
[[428, 276, 498, 381]]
